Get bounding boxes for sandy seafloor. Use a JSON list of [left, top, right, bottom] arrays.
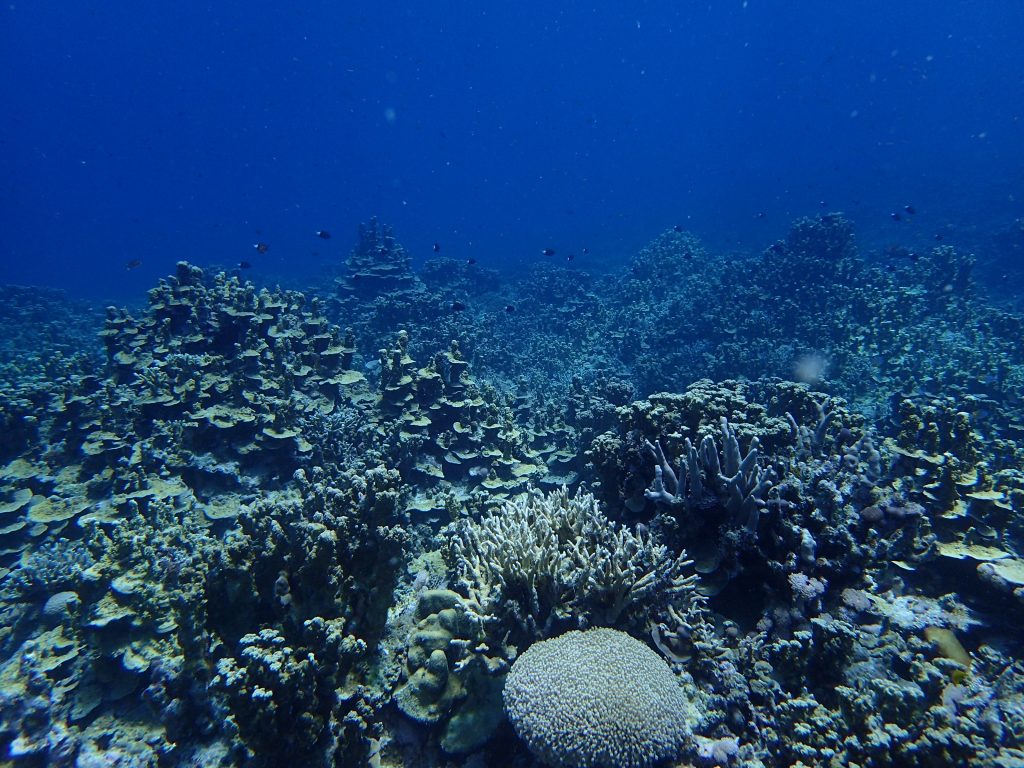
[[2, 214, 1024, 767]]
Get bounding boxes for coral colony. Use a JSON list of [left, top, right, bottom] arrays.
[[2, 214, 1024, 767]]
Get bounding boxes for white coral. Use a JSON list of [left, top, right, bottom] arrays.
[[449, 487, 694, 638]]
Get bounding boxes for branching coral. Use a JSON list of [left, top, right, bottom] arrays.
[[644, 415, 785, 531], [446, 487, 696, 642]]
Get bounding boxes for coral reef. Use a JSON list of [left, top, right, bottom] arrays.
[[1, 213, 1024, 767], [586, 378, 891, 628]]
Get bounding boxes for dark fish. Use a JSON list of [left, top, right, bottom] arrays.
[[316, 230, 331, 239], [238, 261, 253, 269], [542, 248, 556, 256], [890, 212, 902, 222], [582, 247, 589, 254], [433, 242, 441, 253], [466, 258, 477, 266], [504, 304, 516, 313], [254, 242, 269, 253], [934, 233, 945, 241], [566, 254, 576, 262], [903, 205, 916, 215], [124, 259, 142, 270], [451, 301, 467, 312], [756, 211, 767, 219], [673, 225, 682, 232]]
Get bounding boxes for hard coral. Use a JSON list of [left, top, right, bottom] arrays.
[[447, 487, 696, 643], [504, 627, 697, 768]]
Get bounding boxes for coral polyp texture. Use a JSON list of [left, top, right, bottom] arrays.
[[1, 215, 1024, 767], [503, 628, 697, 768]]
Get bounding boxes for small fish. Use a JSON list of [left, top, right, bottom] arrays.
[[903, 205, 916, 215], [756, 211, 767, 219], [890, 212, 902, 222], [673, 225, 683, 232], [124, 259, 142, 270], [451, 301, 467, 312], [582, 247, 589, 254], [433, 242, 441, 253], [466, 258, 477, 266], [934, 232, 945, 241], [542, 248, 556, 256], [254, 242, 269, 253], [316, 230, 331, 239], [504, 304, 516, 313], [566, 254, 576, 262], [238, 261, 253, 269]]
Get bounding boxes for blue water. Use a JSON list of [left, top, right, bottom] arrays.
[[2, 1, 1023, 301]]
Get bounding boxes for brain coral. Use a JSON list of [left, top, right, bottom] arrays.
[[503, 627, 694, 768]]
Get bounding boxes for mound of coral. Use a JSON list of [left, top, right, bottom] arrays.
[[504, 627, 697, 768]]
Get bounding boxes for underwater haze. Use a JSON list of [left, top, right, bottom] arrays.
[[3, 3, 1024, 768], [2, 1, 1024, 297]]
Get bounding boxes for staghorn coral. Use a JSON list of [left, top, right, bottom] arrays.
[[446, 486, 696, 644]]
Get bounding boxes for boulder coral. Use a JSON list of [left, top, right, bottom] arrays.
[[503, 627, 698, 768]]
